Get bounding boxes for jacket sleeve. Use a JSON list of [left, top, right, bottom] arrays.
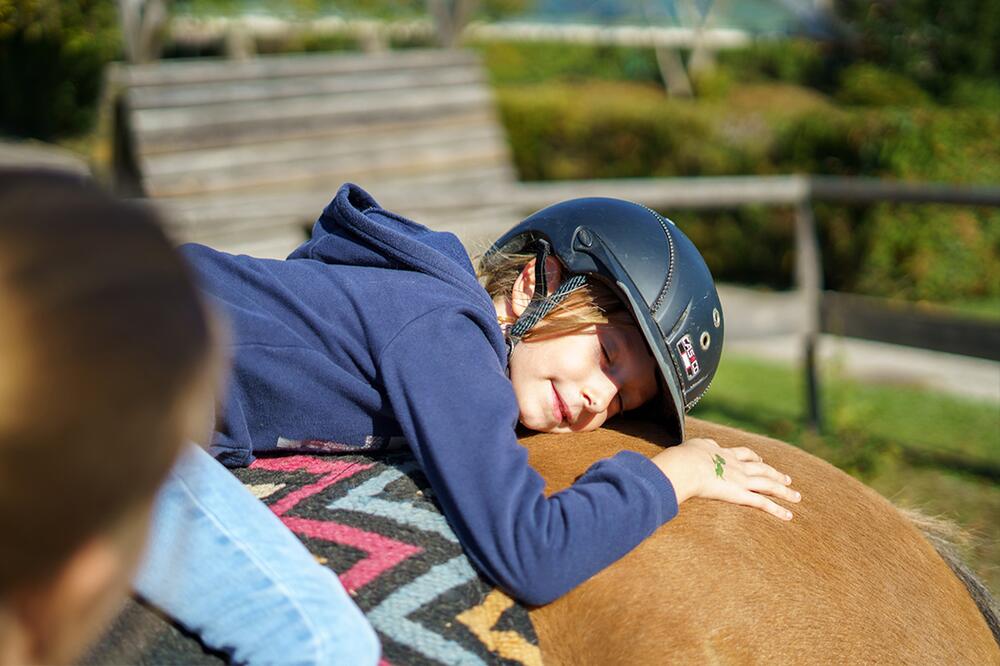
[[378, 308, 679, 606]]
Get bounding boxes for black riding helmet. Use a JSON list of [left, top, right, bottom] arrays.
[[485, 197, 724, 444]]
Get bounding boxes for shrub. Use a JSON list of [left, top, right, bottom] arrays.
[[853, 205, 1000, 302], [498, 80, 1000, 301], [834, 0, 1000, 99], [675, 207, 797, 290], [0, 0, 121, 140], [477, 41, 661, 86], [715, 38, 828, 87], [497, 82, 759, 181], [691, 67, 733, 100], [773, 107, 1000, 182], [835, 63, 932, 107], [946, 77, 1000, 110]]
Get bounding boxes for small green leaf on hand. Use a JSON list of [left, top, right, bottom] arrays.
[[713, 454, 726, 479]]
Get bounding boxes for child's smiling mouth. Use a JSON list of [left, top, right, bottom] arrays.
[[551, 382, 571, 425]]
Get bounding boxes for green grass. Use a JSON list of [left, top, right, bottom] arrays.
[[937, 297, 1000, 322], [696, 354, 1000, 595]]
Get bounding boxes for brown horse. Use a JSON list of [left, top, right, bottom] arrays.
[[524, 418, 999, 665]]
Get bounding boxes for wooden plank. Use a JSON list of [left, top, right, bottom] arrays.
[[163, 165, 517, 215], [146, 140, 512, 198], [810, 176, 1000, 207], [515, 176, 1000, 211], [132, 83, 493, 133], [166, 204, 524, 262], [133, 88, 495, 153], [420, 205, 522, 228], [165, 199, 518, 257], [136, 107, 500, 156], [159, 168, 520, 234], [178, 216, 306, 246], [820, 291, 1000, 361], [117, 49, 479, 87], [795, 201, 824, 431], [146, 136, 511, 197], [421, 206, 525, 253], [128, 65, 486, 110], [364, 177, 521, 213], [514, 176, 809, 211], [211, 232, 308, 260], [141, 122, 506, 179]]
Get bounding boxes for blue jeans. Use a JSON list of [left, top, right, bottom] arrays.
[[134, 445, 380, 665]]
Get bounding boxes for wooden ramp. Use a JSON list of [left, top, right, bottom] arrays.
[[106, 49, 525, 257]]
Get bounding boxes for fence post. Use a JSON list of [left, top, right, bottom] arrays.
[[794, 196, 823, 432]]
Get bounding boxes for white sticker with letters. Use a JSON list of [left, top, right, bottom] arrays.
[[676, 334, 700, 379]]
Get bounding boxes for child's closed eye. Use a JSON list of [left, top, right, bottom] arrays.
[[599, 342, 625, 415]]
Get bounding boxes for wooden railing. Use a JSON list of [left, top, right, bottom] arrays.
[[514, 175, 1000, 430]]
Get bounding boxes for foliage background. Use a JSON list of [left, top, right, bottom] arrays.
[[0, 0, 120, 139], [2, 0, 997, 306]]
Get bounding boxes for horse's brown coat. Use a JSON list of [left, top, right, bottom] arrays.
[[523, 418, 999, 665]]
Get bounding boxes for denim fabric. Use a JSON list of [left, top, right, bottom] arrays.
[[134, 445, 379, 665]]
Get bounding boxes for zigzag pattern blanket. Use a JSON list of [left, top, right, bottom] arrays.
[[84, 452, 542, 666]]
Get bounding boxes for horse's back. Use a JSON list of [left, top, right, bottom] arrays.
[[524, 418, 999, 665]]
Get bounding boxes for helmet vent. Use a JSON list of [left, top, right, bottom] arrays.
[[713, 308, 721, 328], [700, 331, 711, 350]]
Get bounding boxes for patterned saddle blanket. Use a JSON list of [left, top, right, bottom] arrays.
[[84, 452, 542, 666]]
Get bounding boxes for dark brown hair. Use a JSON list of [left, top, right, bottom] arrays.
[[0, 169, 214, 594]]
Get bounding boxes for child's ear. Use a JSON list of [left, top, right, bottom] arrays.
[[510, 255, 563, 317]]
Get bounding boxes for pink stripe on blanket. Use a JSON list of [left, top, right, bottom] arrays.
[[251, 456, 373, 516], [252, 455, 367, 475], [281, 516, 423, 593]]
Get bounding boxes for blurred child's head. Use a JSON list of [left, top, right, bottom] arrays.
[[478, 247, 658, 433], [0, 169, 218, 664]]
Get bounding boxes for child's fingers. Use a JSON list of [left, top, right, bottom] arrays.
[[734, 488, 794, 521], [744, 476, 801, 504], [741, 461, 791, 485], [727, 446, 762, 463]]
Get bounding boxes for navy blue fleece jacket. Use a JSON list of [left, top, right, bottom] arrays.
[[181, 183, 678, 605]]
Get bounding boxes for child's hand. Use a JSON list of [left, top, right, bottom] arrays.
[[651, 438, 801, 521]]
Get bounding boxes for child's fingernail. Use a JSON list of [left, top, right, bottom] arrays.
[[794, 491, 801, 500], [785, 510, 793, 519], [785, 475, 791, 484]]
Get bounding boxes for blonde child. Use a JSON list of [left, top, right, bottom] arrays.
[[137, 183, 800, 662]]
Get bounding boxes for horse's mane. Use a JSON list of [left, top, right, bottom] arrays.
[[903, 508, 1000, 645]]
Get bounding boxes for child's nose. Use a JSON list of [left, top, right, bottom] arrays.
[[583, 375, 618, 414]]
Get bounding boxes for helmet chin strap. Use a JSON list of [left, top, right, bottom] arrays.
[[504, 239, 587, 367]]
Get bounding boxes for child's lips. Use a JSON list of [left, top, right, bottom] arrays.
[[551, 383, 569, 424]]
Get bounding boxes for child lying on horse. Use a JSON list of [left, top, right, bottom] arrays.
[[137, 183, 802, 662]]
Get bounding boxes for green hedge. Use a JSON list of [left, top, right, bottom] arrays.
[[497, 82, 1000, 302], [0, 0, 120, 140], [714, 38, 829, 87], [834, 0, 1000, 100], [478, 41, 661, 86]]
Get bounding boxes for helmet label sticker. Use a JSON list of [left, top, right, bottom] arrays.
[[676, 334, 701, 379]]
